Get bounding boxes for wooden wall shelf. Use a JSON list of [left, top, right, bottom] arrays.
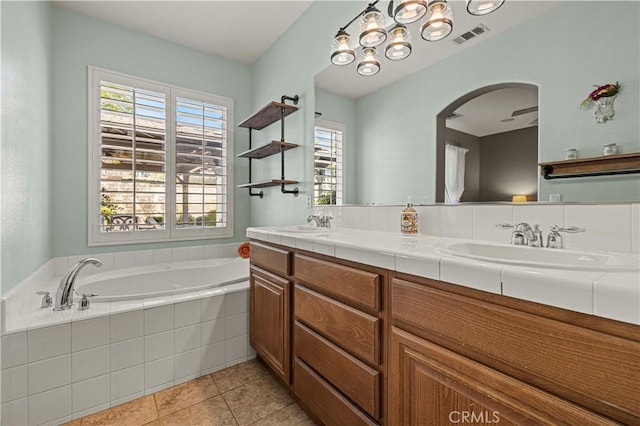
[[237, 95, 300, 197], [238, 141, 298, 159], [237, 179, 299, 189], [539, 152, 640, 180], [238, 101, 298, 130]]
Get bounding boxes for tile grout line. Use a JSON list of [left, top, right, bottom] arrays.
[[215, 369, 275, 425], [219, 392, 241, 426], [154, 375, 218, 421], [151, 389, 160, 424], [213, 371, 242, 426], [211, 368, 270, 394]]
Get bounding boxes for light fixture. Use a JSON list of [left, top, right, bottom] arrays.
[[466, 0, 505, 16], [330, 29, 356, 66], [385, 24, 412, 61], [359, 4, 387, 48], [330, 0, 506, 76], [421, 0, 453, 42], [512, 195, 528, 203], [357, 47, 381, 76], [393, 0, 428, 24]]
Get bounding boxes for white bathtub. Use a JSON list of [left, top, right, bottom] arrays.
[[1, 247, 257, 425], [77, 256, 249, 301]]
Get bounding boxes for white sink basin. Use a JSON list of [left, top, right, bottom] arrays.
[[437, 242, 639, 271], [273, 225, 335, 234]]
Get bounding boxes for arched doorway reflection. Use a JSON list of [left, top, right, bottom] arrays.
[[436, 83, 539, 203]]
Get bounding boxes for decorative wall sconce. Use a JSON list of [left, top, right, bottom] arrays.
[[330, 0, 506, 76], [580, 82, 620, 123]]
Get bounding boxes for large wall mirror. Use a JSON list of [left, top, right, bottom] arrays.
[[314, 1, 640, 205]]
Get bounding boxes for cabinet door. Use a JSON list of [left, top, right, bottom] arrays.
[[389, 327, 616, 426], [250, 266, 291, 383]]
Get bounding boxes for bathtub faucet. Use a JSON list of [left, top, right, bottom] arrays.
[[54, 258, 103, 311]]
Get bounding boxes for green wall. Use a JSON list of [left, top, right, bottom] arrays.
[[1, 1, 52, 295], [50, 6, 253, 257], [354, 1, 640, 204], [250, 1, 363, 226]]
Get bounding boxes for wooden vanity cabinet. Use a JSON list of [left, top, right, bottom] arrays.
[[249, 241, 293, 384], [389, 274, 640, 425], [249, 239, 639, 425], [293, 253, 388, 426]]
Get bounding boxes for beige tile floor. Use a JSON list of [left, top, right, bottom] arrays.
[[65, 359, 316, 426]]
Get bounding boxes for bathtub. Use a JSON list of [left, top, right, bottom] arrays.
[[2, 247, 257, 425], [77, 256, 249, 301]]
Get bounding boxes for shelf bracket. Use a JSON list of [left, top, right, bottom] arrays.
[[247, 128, 263, 198], [281, 182, 299, 195], [278, 95, 298, 196], [281, 95, 299, 106]]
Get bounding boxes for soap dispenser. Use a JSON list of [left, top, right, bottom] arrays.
[[401, 197, 418, 235]]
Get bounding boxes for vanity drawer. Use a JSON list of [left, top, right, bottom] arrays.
[[294, 358, 377, 426], [295, 254, 381, 312], [295, 285, 380, 365], [391, 277, 640, 424], [294, 321, 380, 419], [250, 241, 291, 276]]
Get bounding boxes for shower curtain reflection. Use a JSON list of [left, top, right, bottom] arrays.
[[445, 144, 469, 203]]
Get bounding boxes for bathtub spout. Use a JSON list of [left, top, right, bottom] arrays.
[[54, 258, 103, 311]]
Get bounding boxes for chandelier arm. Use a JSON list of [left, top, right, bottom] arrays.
[[387, 1, 394, 18], [339, 0, 380, 33]]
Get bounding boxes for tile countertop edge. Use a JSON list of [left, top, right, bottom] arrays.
[[246, 226, 640, 326]]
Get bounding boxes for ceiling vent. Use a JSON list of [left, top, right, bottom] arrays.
[[452, 24, 490, 45]]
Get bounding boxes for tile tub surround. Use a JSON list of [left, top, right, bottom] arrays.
[[1, 288, 253, 425], [247, 225, 640, 325], [1, 264, 254, 425]]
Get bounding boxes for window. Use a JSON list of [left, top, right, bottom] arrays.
[[89, 67, 233, 245], [313, 120, 345, 205]]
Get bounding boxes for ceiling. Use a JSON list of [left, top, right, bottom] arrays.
[[54, 0, 313, 65], [446, 86, 538, 137]]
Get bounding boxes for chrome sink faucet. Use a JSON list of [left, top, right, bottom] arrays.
[[307, 215, 332, 228], [496, 223, 542, 246], [54, 258, 102, 311]]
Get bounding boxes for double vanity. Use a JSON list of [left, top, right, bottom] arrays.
[[247, 225, 639, 425]]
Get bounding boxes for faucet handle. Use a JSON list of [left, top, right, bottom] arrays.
[[78, 294, 97, 311], [496, 223, 514, 229], [547, 225, 585, 249], [556, 225, 585, 233], [36, 291, 52, 309]]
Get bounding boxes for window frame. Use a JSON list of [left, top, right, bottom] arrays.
[[313, 119, 346, 206], [88, 66, 234, 246]]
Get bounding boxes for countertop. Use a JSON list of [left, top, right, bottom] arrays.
[[247, 226, 640, 325]]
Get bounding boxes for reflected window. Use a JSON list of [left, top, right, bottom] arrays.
[[314, 120, 344, 205]]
